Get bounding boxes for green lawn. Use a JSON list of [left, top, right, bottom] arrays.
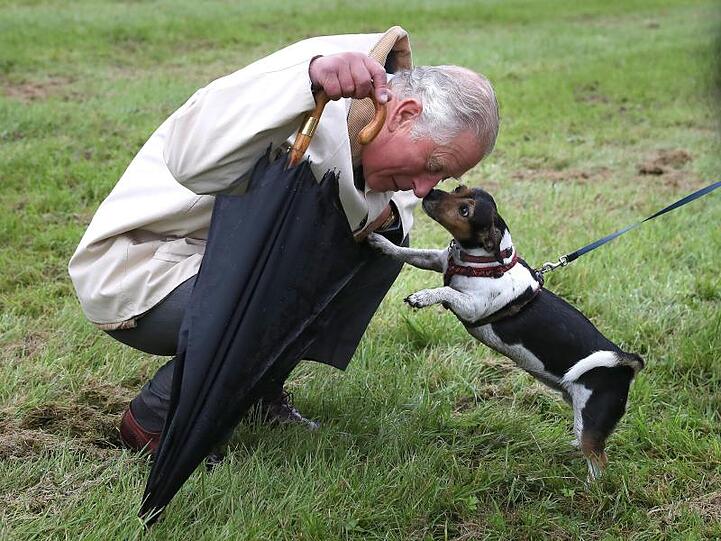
[[1, 1, 720, 539]]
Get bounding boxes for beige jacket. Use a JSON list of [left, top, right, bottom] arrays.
[[69, 27, 418, 330]]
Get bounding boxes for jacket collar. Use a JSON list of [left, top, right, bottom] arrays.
[[347, 26, 413, 167]]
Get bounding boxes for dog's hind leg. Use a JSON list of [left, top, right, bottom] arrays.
[[568, 383, 590, 453], [570, 399, 607, 480], [580, 430, 608, 482], [562, 352, 641, 479], [576, 377, 631, 482]]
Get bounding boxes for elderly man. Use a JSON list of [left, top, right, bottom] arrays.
[[68, 26, 499, 453]]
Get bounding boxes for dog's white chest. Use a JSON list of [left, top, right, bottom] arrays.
[[448, 263, 540, 322]]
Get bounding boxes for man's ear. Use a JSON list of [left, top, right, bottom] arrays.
[[387, 98, 423, 132]]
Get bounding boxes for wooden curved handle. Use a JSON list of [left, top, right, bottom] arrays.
[[288, 91, 329, 167], [288, 90, 386, 167], [357, 93, 387, 145]]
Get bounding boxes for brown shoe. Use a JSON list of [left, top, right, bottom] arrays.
[[120, 407, 230, 466], [119, 407, 161, 455]]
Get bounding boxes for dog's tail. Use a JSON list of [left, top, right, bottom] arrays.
[[561, 350, 644, 385]]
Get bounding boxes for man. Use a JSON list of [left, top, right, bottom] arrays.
[[68, 27, 499, 453]]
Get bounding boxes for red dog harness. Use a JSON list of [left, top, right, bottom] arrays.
[[441, 241, 545, 327], [444, 242, 519, 286]]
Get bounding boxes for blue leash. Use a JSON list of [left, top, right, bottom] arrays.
[[536, 180, 721, 276]]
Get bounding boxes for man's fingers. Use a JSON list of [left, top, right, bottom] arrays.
[[321, 74, 343, 100], [350, 60, 373, 100], [309, 53, 391, 102], [364, 57, 389, 104], [337, 61, 356, 98]]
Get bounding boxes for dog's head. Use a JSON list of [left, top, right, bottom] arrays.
[[422, 186, 508, 260]]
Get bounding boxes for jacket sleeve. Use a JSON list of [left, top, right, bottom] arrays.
[[163, 55, 318, 195]]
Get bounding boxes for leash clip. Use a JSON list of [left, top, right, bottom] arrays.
[[538, 255, 568, 275]]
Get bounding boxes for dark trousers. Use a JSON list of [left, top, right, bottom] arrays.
[[106, 236, 405, 432]]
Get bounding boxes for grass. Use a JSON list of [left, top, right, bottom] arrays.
[[1, 0, 720, 539]]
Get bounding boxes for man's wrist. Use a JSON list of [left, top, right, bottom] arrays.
[[309, 55, 324, 93]]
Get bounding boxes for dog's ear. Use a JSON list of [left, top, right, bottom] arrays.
[[481, 224, 504, 261]]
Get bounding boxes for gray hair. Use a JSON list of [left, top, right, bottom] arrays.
[[388, 66, 500, 159]]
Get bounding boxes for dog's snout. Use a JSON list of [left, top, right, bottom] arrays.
[[423, 189, 443, 202]]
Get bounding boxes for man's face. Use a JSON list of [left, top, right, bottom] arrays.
[[360, 98, 484, 198]]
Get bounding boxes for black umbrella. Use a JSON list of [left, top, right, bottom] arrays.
[[140, 93, 387, 522]]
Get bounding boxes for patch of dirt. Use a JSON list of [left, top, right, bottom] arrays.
[[0, 129, 24, 142], [77, 379, 134, 415], [0, 414, 123, 461], [574, 81, 611, 105], [19, 402, 123, 450], [653, 169, 704, 192], [0, 385, 134, 518], [0, 420, 62, 460], [1, 75, 78, 103], [638, 149, 693, 176], [650, 490, 721, 524], [451, 516, 578, 541], [1, 380, 134, 459], [2, 330, 50, 363], [511, 166, 611, 184], [636, 149, 702, 191]]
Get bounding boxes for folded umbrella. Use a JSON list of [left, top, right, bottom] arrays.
[[140, 92, 387, 523]]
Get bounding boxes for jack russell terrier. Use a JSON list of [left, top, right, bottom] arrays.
[[368, 186, 643, 480]]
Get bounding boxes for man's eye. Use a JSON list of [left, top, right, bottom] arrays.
[[427, 161, 443, 174], [459, 205, 469, 217]]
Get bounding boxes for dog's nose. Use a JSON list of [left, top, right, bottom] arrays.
[[412, 177, 441, 198], [423, 189, 442, 201]]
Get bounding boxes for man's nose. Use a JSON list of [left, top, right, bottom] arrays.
[[412, 175, 442, 198]]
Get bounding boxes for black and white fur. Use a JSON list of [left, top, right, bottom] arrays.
[[368, 186, 643, 480]]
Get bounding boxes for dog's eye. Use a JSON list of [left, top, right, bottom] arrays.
[[459, 205, 470, 217]]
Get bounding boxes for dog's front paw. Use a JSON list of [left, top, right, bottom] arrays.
[[366, 232, 396, 255], [404, 289, 436, 309]]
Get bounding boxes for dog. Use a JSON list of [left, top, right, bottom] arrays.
[[367, 186, 643, 480]]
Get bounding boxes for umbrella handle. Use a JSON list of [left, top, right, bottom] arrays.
[[357, 93, 387, 146], [288, 90, 386, 167]]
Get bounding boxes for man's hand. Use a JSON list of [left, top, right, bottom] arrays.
[[309, 53, 391, 104]]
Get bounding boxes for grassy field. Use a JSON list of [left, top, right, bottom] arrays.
[[1, 0, 721, 539]]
